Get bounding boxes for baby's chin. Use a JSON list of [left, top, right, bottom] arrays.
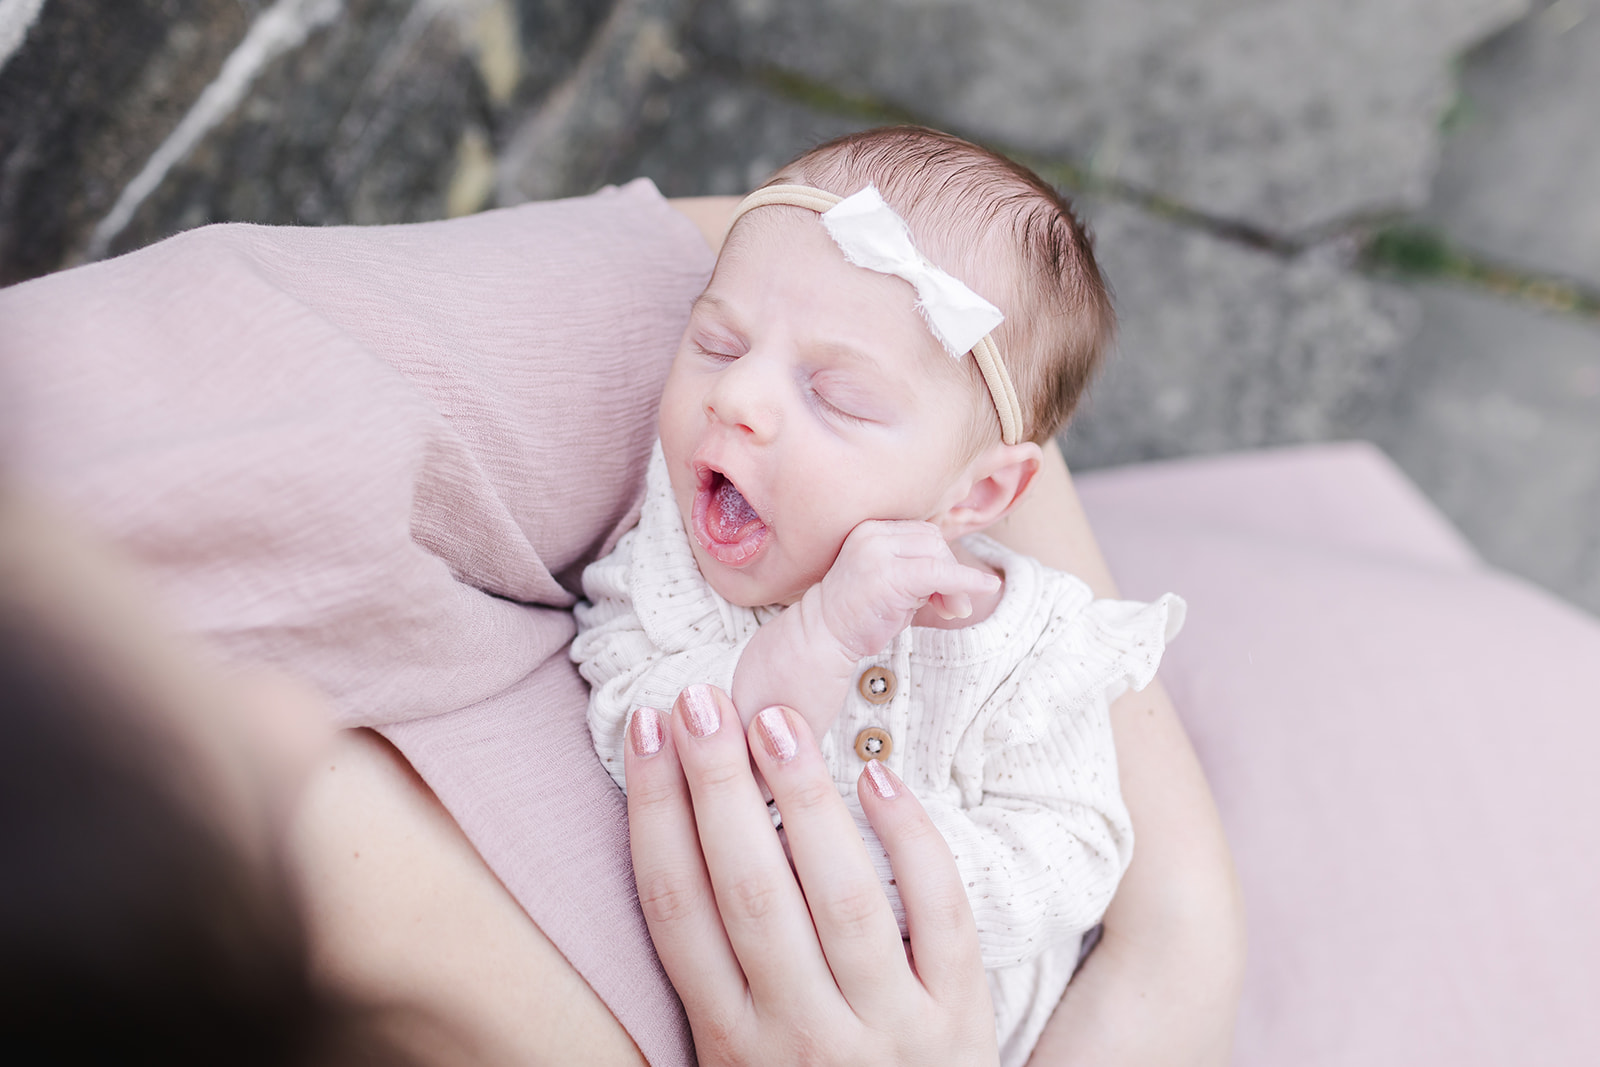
[[690, 540, 806, 610]]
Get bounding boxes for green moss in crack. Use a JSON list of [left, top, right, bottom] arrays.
[[1364, 225, 1462, 277], [752, 67, 918, 125], [1363, 224, 1600, 317]]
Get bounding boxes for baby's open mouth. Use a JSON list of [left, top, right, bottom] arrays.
[[692, 468, 768, 566]]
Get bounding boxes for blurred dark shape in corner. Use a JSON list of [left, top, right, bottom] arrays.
[[0, 490, 424, 1066]]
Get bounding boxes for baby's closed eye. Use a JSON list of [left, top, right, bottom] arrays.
[[806, 371, 888, 425]]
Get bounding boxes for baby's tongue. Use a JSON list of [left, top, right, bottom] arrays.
[[709, 477, 760, 542]]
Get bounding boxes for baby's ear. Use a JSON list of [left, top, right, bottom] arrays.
[[936, 441, 1044, 539]]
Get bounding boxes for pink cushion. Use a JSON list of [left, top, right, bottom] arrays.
[[1081, 443, 1600, 1066]]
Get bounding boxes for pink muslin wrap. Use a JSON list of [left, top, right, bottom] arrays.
[[3, 179, 1596, 1064]]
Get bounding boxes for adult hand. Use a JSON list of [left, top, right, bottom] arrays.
[[625, 684, 1000, 1067]]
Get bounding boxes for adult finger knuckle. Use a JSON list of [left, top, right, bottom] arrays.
[[635, 870, 701, 926], [690, 1006, 747, 1063], [783, 774, 841, 816], [693, 754, 751, 793], [922, 886, 975, 933], [728, 870, 786, 923], [821, 879, 886, 938], [626, 771, 682, 811], [784, 1023, 831, 1067], [893, 811, 946, 851]]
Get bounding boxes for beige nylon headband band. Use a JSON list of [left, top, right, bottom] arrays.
[[728, 183, 1025, 446]]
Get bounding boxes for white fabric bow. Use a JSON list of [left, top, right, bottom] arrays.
[[821, 185, 1005, 360]]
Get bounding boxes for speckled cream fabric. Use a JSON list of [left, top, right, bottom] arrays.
[[574, 442, 1185, 1066]]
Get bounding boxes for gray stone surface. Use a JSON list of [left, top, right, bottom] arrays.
[[693, 0, 1528, 238], [109, 0, 482, 259], [1062, 201, 1416, 467], [0, 0, 613, 282], [0, 0, 253, 284], [1422, 0, 1600, 290], [1365, 283, 1600, 615], [495, 0, 697, 204], [603, 69, 871, 196]]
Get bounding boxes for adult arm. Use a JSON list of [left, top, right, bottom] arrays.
[[668, 196, 741, 251], [991, 442, 1246, 1066], [288, 729, 651, 1067]]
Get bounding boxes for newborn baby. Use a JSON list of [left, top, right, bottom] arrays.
[[573, 126, 1183, 1066]]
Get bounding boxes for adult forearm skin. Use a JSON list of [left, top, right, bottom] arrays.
[[991, 442, 1246, 1066], [1026, 677, 1245, 1066]]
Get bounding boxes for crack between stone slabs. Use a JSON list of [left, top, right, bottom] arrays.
[[1360, 223, 1600, 321], [731, 59, 1311, 258]]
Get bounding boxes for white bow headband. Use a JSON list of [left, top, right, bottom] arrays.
[[728, 183, 1025, 446]]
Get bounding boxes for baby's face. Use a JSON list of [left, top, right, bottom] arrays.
[[659, 208, 987, 608]]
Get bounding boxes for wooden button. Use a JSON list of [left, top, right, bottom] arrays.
[[854, 727, 893, 762], [858, 666, 896, 705]]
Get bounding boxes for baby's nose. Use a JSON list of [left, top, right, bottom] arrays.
[[705, 358, 781, 440]]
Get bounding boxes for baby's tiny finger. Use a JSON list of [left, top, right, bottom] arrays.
[[932, 591, 973, 620], [937, 561, 1001, 600], [970, 567, 1002, 593]]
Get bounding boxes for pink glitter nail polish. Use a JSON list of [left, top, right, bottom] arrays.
[[680, 683, 721, 738], [631, 707, 663, 757], [864, 758, 896, 799], [756, 706, 797, 762]]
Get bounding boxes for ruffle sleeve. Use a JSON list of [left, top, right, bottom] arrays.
[[984, 591, 1187, 749]]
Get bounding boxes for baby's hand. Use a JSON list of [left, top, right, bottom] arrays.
[[812, 520, 1001, 660]]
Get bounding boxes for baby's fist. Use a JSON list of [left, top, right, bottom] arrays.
[[813, 520, 1000, 660]]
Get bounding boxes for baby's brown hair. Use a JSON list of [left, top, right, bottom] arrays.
[[760, 126, 1115, 446]]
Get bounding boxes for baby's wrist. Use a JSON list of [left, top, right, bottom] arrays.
[[731, 599, 855, 733], [794, 584, 869, 674]]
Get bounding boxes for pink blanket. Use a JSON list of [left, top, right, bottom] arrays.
[[4, 180, 1596, 1064]]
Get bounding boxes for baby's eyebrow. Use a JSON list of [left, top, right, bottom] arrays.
[[808, 339, 880, 372], [691, 291, 884, 374], [690, 292, 734, 319]]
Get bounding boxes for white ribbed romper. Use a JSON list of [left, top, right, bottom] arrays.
[[572, 443, 1184, 1067]]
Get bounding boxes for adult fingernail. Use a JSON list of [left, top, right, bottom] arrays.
[[630, 707, 664, 757], [756, 706, 797, 762], [864, 758, 897, 799], [680, 683, 721, 738]]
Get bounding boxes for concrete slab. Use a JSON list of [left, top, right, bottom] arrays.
[[1062, 200, 1416, 468], [604, 69, 871, 197], [0, 0, 609, 281], [1422, 0, 1600, 291], [692, 0, 1527, 237], [1365, 282, 1600, 615], [0, 0, 253, 283]]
